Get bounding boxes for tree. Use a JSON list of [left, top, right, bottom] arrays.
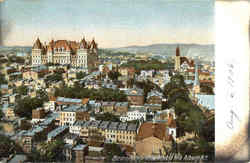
[[104, 143, 125, 161], [108, 71, 121, 81], [20, 120, 32, 130], [76, 71, 86, 79], [29, 139, 65, 162], [15, 97, 44, 119], [16, 85, 28, 95], [0, 134, 22, 157], [45, 73, 63, 82], [0, 73, 7, 85], [0, 109, 4, 120], [135, 80, 162, 102], [36, 89, 49, 102]]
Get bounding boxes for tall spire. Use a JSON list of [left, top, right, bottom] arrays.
[[193, 63, 200, 86], [176, 45, 180, 56]]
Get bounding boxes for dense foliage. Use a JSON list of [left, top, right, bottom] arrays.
[[121, 59, 174, 71], [14, 97, 44, 119], [45, 73, 63, 82], [27, 139, 65, 162], [104, 143, 126, 161], [108, 71, 121, 81], [16, 85, 28, 95], [99, 49, 135, 57], [55, 86, 127, 102], [7, 55, 25, 64], [163, 74, 214, 159], [0, 134, 22, 157], [76, 71, 87, 79], [0, 73, 7, 85]]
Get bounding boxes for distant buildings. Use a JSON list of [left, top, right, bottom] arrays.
[[31, 37, 99, 70]]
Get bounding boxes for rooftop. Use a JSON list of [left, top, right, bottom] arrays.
[[108, 122, 119, 130], [99, 121, 110, 129], [89, 120, 101, 128], [57, 97, 82, 103], [195, 94, 215, 110], [47, 126, 68, 139], [117, 122, 127, 130], [73, 144, 88, 151], [127, 123, 137, 131]]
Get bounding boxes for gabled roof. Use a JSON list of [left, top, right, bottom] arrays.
[[136, 122, 167, 141]]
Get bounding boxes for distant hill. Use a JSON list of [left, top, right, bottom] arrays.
[[109, 43, 214, 61], [0, 46, 32, 55]]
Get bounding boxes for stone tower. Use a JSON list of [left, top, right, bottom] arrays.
[[174, 46, 181, 71]]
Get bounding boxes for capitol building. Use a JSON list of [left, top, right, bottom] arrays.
[[31, 37, 99, 69]]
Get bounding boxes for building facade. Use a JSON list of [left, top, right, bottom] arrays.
[[31, 37, 98, 69]]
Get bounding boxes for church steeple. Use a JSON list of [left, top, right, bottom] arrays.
[[176, 45, 180, 56], [174, 46, 181, 71], [193, 63, 200, 86], [193, 62, 200, 94]]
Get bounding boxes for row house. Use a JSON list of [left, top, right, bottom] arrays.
[[114, 102, 129, 115], [47, 125, 69, 142], [70, 120, 138, 146], [22, 65, 49, 80], [31, 107, 46, 123], [146, 90, 163, 105], [59, 105, 89, 126], [124, 87, 144, 106], [101, 101, 116, 113], [120, 108, 146, 122], [144, 103, 162, 112]]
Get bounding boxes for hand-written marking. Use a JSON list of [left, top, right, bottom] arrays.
[[225, 61, 240, 130], [226, 109, 241, 130]]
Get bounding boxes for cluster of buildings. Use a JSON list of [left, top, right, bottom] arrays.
[[0, 40, 214, 162]]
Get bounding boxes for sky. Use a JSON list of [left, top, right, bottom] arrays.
[[0, 0, 214, 48]]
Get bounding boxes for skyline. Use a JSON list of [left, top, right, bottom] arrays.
[[1, 0, 214, 48]]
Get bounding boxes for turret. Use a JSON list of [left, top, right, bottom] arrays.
[[32, 37, 43, 49]]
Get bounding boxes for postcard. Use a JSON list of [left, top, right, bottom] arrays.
[[0, 0, 242, 162]]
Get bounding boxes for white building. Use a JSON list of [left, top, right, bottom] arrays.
[[69, 121, 85, 135], [120, 109, 146, 122], [31, 37, 98, 69]]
